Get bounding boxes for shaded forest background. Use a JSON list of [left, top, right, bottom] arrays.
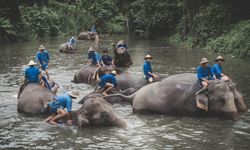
[[0, 0, 249, 57]]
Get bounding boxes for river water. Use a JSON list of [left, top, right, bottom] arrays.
[[0, 35, 250, 149]]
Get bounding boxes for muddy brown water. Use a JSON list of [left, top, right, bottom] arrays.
[[0, 35, 250, 149]]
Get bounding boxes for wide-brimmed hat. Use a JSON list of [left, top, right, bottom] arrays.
[[88, 47, 95, 51], [68, 90, 79, 98], [200, 58, 209, 64], [144, 55, 153, 60], [27, 60, 37, 66], [39, 45, 46, 50], [111, 70, 117, 75], [215, 56, 225, 62]]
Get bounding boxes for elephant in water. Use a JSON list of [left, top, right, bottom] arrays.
[[76, 95, 126, 128], [104, 73, 247, 120], [112, 44, 133, 67], [78, 31, 98, 41], [17, 83, 59, 115], [58, 43, 77, 53]]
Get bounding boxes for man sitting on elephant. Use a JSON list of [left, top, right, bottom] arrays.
[[36, 45, 50, 80], [67, 36, 76, 48], [88, 47, 101, 67], [197, 58, 215, 89], [43, 90, 79, 125], [101, 49, 114, 66], [117, 40, 128, 50], [143, 55, 157, 83], [25, 60, 42, 84], [96, 70, 119, 96], [213, 56, 229, 81]]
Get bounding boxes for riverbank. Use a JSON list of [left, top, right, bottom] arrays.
[[167, 20, 250, 58]]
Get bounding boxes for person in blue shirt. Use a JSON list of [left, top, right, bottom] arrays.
[[117, 40, 128, 50], [101, 49, 114, 66], [213, 56, 229, 81], [67, 36, 76, 48], [197, 58, 215, 88], [43, 91, 79, 125], [25, 60, 42, 84], [96, 70, 119, 96], [143, 55, 157, 83], [36, 45, 50, 80], [91, 25, 96, 33], [88, 47, 101, 66]]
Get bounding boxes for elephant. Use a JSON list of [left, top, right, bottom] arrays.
[[112, 44, 133, 67], [58, 43, 77, 53], [104, 73, 247, 120], [73, 64, 116, 85], [17, 83, 59, 115], [76, 95, 126, 128], [78, 31, 98, 41]]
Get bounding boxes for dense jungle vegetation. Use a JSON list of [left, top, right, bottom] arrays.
[[0, 0, 249, 57]]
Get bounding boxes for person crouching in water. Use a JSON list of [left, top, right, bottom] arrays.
[[43, 90, 79, 125], [95, 70, 119, 96], [143, 55, 157, 83], [212, 56, 229, 81]]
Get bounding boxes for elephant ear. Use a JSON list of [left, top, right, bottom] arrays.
[[195, 93, 209, 111]]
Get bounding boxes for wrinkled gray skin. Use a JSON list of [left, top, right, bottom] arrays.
[[76, 96, 126, 128], [17, 83, 59, 115], [112, 45, 133, 67], [73, 64, 115, 85], [58, 43, 77, 53], [78, 32, 96, 40], [105, 73, 247, 120]]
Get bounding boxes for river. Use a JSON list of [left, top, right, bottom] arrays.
[[0, 35, 250, 149]]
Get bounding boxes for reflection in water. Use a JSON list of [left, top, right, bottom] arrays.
[[0, 35, 250, 149]]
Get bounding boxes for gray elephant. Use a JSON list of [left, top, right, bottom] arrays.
[[104, 73, 247, 120], [112, 44, 133, 67], [76, 95, 126, 128], [17, 83, 59, 115], [58, 43, 77, 53], [78, 31, 98, 40]]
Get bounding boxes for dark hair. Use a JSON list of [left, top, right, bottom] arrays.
[[103, 49, 108, 53]]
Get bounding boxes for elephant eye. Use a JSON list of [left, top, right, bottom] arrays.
[[101, 112, 108, 118]]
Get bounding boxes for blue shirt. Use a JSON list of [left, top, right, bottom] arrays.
[[91, 26, 96, 33], [95, 52, 102, 62], [102, 55, 112, 65], [143, 61, 153, 78], [36, 50, 50, 67], [69, 38, 76, 45], [213, 63, 223, 79], [98, 74, 118, 88], [54, 94, 72, 112], [88, 51, 97, 64], [117, 43, 128, 49], [25, 66, 41, 83], [197, 65, 214, 80]]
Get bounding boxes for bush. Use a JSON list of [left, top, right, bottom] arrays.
[[207, 20, 250, 58]]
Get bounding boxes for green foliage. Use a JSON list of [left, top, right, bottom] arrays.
[[207, 20, 250, 58], [0, 17, 17, 41]]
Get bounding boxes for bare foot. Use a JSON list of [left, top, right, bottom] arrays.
[[102, 92, 108, 96], [49, 120, 58, 125]]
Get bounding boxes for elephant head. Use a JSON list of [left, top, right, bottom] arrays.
[[76, 96, 126, 128], [111, 44, 133, 67], [195, 80, 246, 120]]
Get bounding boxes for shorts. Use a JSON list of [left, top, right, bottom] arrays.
[[41, 65, 49, 71]]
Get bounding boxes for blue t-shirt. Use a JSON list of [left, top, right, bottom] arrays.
[[91, 26, 96, 33], [69, 38, 76, 45], [88, 51, 97, 64], [36, 50, 50, 67], [95, 52, 102, 62], [213, 63, 223, 79], [117, 43, 128, 49], [143, 61, 153, 79], [54, 94, 72, 112], [25, 66, 41, 83], [98, 74, 117, 88], [102, 55, 112, 65], [197, 65, 214, 80]]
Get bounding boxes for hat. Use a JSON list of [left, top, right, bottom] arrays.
[[144, 55, 153, 60], [39, 45, 46, 50], [72, 36, 74, 39], [68, 90, 79, 98], [27, 60, 37, 66], [215, 56, 225, 62], [111, 70, 117, 75], [88, 47, 95, 51], [200, 58, 209, 64]]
